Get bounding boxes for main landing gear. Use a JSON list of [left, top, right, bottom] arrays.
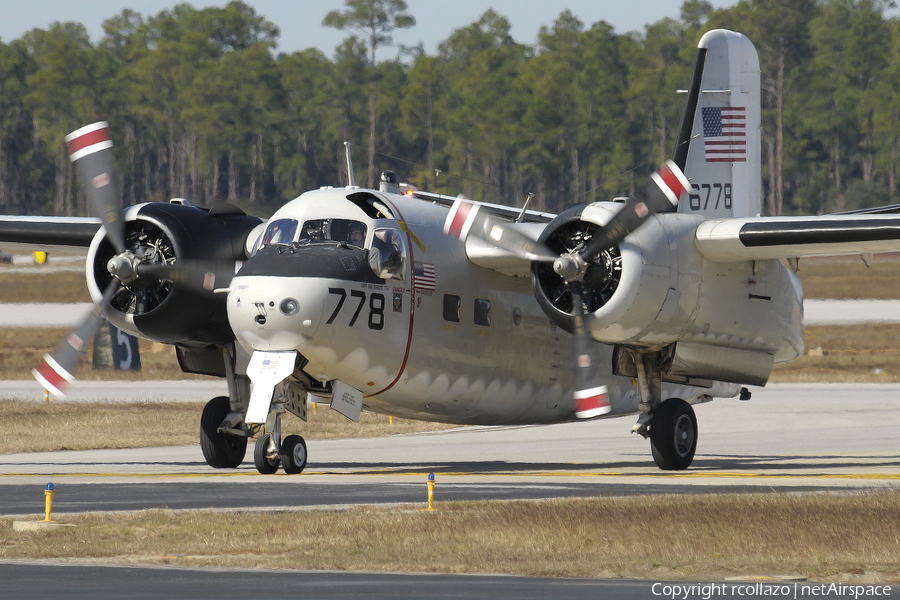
[[649, 398, 697, 471], [626, 349, 699, 471], [200, 396, 247, 468]]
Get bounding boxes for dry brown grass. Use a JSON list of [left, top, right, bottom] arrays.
[[0, 269, 92, 303], [0, 328, 198, 381], [797, 253, 900, 299], [3, 493, 899, 581], [771, 324, 900, 382], [0, 400, 452, 454]]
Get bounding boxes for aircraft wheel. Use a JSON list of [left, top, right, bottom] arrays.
[[280, 434, 308, 474], [254, 434, 280, 474], [199, 396, 247, 469], [650, 398, 697, 471]]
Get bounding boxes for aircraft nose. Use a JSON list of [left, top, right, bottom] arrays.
[[227, 275, 323, 352]]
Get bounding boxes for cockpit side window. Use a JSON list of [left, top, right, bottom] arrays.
[[259, 218, 298, 249], [368, 227, 407, 282]]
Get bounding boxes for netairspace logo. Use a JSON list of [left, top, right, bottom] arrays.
[[651, 582, 894, 599]]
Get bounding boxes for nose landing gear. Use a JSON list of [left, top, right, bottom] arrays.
[[251, 406, 308, 475]]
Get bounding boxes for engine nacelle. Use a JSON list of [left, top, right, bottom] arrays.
[[86, 202, 262, 347], [532, 202, 698, 345], [532, 202, 804, 384]]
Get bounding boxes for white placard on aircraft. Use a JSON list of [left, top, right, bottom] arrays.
[[330, 380, 363, 422]]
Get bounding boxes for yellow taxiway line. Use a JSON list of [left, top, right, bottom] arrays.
[[2, 470, 900, 480]]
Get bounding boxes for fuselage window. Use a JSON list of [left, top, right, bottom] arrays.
[[474, 298, 491, 327], [443, 294, 461, 323], [259, 218, 298, 248]]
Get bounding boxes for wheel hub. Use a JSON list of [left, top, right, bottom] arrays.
[[673, 414, 695, 457]]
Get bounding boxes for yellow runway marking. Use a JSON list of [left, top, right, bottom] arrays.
[[2, 470, 900, 480]]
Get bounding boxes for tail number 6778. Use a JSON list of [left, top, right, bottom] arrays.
[[689, 183, 732, 211]]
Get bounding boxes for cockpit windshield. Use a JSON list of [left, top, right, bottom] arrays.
[[259, 218, 298, 248], [298, 219, 367, 246], [257, 218, 368, 253]]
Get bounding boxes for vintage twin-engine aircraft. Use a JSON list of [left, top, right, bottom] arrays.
[[5, 29, 900, 473]]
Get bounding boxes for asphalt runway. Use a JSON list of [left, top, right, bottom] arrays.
[[12, 561, 887, 600], [14, 562, 849, 600], [1, 382, 899, 517]]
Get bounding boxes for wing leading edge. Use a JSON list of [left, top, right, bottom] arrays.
[[0, 216, 101, 248]]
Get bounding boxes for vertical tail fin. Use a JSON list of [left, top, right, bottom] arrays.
[[673, 30, 761, 218]]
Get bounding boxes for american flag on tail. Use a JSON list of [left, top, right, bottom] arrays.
[[702, 106, 746, 163]]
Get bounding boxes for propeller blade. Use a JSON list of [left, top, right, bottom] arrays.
[[65, 122, 125, 254], [479, 219, 557, 262], [579, 160, 690, 262], [443, 197, 556, 262], [32, 280, 120, 399], [570, 281, 611, 418]]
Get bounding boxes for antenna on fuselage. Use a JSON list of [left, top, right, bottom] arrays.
[[343, 141, 355, 187], [515, 192, 535, 223]]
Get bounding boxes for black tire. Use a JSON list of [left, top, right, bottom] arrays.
[[199, 396, 247, 469], [280, 434, 308, 474], [650, 398, 697, 471], [254, 434, 280, 474]]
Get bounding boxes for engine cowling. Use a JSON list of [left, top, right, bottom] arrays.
[[532, 202, 705, 348], [85, 202, 262, 347], [532, 201, 805, 386]]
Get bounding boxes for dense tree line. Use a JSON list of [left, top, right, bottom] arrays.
[[0, 0, 898, 217]]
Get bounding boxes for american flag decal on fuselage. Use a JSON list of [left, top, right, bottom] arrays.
[[702, 106, 746, 163], [414, 262, 435, 293]]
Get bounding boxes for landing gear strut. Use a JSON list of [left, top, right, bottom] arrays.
[[250, 400, 308, 475], [200, 345, 253, 469], [625, 348, 698, 470]]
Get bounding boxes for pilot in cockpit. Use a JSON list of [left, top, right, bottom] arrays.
[[300, 220, 325, 243], [348, 222, 366, 247]]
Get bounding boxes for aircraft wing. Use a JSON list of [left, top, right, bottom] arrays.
[[414, 190, 555, 224], [432, 193, 556, 277], [0, 216, 101, 248], [695, 214, 900, 262], [463, 221, 549, 276]]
